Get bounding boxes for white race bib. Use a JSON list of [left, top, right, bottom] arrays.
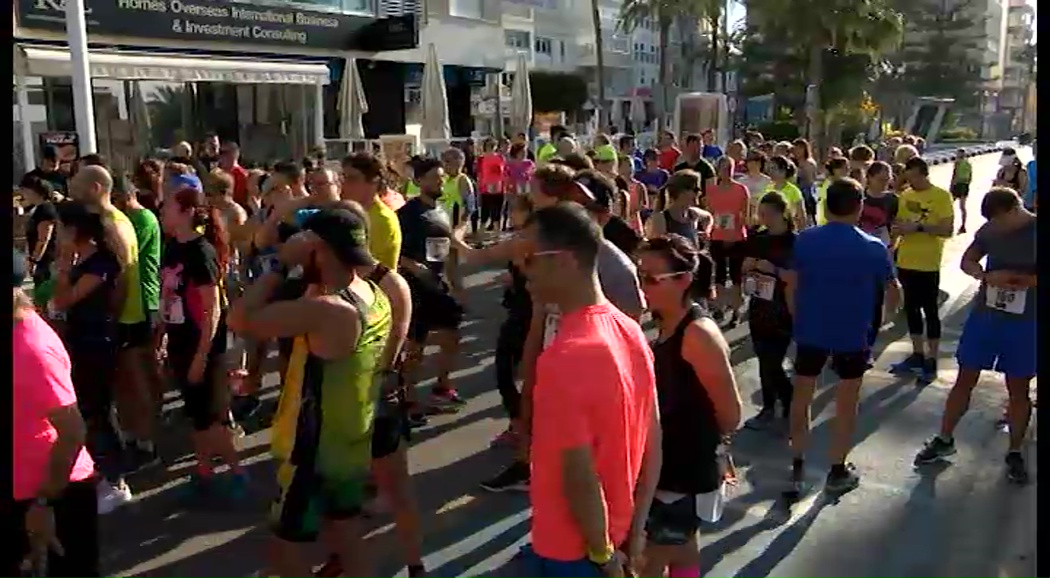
[[164, 296, 186, 325], [716, 213, 735, 229], [744, 273, 776, 301], [425, 237, 451, 262], [542, 305, 561, 349], [986, 286, 1026, 315]]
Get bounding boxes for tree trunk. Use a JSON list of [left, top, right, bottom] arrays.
[[806, 43, 823, 158], [590, 0, 608, 130], [657, 15, 671, 126], [719, 0, 729, 94]]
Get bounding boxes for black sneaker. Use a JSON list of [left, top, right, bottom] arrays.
[[914, 436, 957, 465], [917, 358, 938, 385], [744, 408, 777, 431], [231, 395, 262, 423], [824, 463, 860, 494], [480, 462, 530, 492], [1005, 452, 1029, 485], [890, 353, 925, 375]]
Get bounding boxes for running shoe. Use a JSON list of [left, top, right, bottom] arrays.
[[429, 388, 466, 410], [743, 408, 777, 431], [97, 479, 134, 515], [490, 426, 518, 448], [917, 358, 938, 385], [1005, 452, 1029, 484], [914, 436, 957, 464], [824, 463, 861, 494], [890, 353, 925, 375], [480, 462, 530, 492], [408, 564, 428, 577]]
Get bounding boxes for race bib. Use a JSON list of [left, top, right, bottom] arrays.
[[425, 237, 451, 262], [744, 273, 776, 301], [987, 286, 1026, 315], [163, 296, 186, 325], [716, 213, 735, 229], [542, 305, 561, 349]]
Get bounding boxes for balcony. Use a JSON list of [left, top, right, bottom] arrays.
[[577, 41, 634, 68]]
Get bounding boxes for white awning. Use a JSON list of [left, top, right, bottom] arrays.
[[14, 46, 331, 85]]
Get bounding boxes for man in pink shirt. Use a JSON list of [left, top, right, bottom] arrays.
[[11, 250, 99, 576], [515, 204, 661, 577]]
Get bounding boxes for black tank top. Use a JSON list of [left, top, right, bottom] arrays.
[[651, 304, 722, 494], [662, 209, 698, 245]]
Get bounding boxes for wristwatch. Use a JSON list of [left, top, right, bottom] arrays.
[[587, 542, 615, 566]]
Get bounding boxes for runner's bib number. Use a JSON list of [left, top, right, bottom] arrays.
[[425, 237, 451, 262], [716, 214, 735, 229], [986, 286, 1026, 315], [743, 273, 776, 301], [542, 305, 560, 349], [163, 296, 186, 325]]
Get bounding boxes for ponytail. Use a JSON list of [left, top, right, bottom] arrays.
[[194, 206, 230, 274]]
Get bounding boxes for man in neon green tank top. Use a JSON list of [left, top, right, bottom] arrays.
[[228, 207, 391, 576]]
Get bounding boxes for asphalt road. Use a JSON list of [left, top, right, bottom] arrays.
[[100, 150, 1037, 578]]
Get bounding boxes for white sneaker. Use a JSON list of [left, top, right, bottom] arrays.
[[97, 479, 134, 515]]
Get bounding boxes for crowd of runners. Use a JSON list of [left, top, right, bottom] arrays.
[[11, 126, 1037, 577]]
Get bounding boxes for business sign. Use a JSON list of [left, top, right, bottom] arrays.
[[39, 131, 79, 163], [16, 0, 396, 51]]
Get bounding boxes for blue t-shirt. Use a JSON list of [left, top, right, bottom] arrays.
[[635, 168, 670, 191], [1024, 160, 1037, 207], [790, 222, 896, 352], [702, 144, 724, 160]]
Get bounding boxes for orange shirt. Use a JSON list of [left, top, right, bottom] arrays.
[[706, 180, 750, 242], [658, 147, 681, 172], [530, 302, 656, 561], [477, 153, 506, 194]]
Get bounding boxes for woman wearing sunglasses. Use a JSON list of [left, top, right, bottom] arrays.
[[635, 234, 742, 578]]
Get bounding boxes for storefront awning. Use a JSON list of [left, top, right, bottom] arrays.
[[14, 46, 331, 85]]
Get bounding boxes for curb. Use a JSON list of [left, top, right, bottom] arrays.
[[923, 143, 1007, 166]]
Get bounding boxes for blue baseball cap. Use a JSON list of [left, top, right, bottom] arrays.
[[169, 173, 203, 192]]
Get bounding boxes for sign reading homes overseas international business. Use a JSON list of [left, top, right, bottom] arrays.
[[16, 0, 417, 51]]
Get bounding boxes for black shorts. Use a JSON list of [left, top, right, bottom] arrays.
[[405, 274, 464, 342], [709, 240, 744, 285], [118, 319, 153, 350], [645, 494, 702, 546], [794, 344, 868, 380], [950, 182, 970, 199], [171, 318, 230, 431], [371, 402, 411, 459]]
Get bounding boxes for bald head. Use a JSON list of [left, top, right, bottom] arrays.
[[173, 141, 193, 158], [71, 165, 114, 205]]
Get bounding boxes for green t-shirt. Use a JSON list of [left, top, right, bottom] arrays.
[[127, 207, 161, 312], [953, 158, 972, 184]]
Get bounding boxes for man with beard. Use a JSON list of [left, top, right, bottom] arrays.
[[230, 207, 390, 577], [397, 157, 465, 411]]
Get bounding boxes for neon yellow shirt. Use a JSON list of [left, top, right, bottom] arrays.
[[895, 185, 954, 272], [102, 205, 146, 324]]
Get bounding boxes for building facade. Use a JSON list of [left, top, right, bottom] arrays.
[[494, 0, 710, 132], [1000, 0, 1035, 133]]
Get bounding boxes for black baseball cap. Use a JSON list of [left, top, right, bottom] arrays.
[[573, 171, 616, 212], [300, 207, 374, 268], [13, 249, 27, 288]]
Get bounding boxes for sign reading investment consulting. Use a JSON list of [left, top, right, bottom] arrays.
[[17, 0, 379, 50]]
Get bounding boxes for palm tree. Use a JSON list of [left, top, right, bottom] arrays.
[[619, 0, 713, 125], [591, 0, 608, 130], [746, 0, 902, 153]]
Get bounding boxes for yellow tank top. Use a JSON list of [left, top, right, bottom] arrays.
[[102, 206, 146, 324]]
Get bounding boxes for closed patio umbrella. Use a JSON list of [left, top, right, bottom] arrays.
[[629, 93, 647, 133], [420, 43, 451, 142], [129, 80, 152, 155], [509, 51, 533, 137], [337, 56, 369, 140]]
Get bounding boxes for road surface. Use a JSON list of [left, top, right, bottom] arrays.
[[99, 151, 1037, 578]]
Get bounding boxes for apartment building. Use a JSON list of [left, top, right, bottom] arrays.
[[496, 0, 709, 131], [1000, 0, 1035, 133]]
